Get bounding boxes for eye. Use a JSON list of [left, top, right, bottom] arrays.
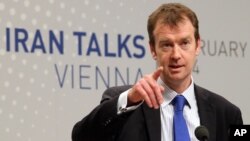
[[160, 41, 173, 48], [180, 40, 190, 49], [182, 40, 189, 45], [163, 43, 172, 48]]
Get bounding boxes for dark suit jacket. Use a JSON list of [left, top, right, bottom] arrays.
[[72, 84, 243, 141]]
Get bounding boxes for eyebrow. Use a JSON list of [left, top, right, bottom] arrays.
[[180, 36, 192, 41], [158, 36, 192, 43]]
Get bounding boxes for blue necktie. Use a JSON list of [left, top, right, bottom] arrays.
[[173, 95, 190, 141]]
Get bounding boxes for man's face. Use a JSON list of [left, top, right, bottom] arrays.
[[150, 18, 200, 86]]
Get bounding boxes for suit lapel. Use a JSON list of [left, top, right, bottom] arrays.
[[142, 103, 161, 141], [140, 85, 217, 141], [194, 85, 216, 141]]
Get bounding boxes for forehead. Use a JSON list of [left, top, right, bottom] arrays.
[[153, 18, 195, 40]]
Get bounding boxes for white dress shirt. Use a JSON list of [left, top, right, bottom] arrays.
[[158, 78, 200, 141], [117, 77, 200, 141]]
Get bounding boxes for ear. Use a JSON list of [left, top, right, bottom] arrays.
[[150, 43, 157, 60], [195, 38, 201, 56]]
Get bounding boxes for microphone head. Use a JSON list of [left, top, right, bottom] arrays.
[[195, 125, 209, 141]]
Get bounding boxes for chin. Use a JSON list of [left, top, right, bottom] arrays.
[[169, 73, 186, 81]]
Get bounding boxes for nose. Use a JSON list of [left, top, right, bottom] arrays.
[[171, 45, 181, 60]]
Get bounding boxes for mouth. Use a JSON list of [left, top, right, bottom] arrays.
[[168, 64, 184, 71]]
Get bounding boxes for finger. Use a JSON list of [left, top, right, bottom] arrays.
[[146, 79, 163, 107], [160, 85, 165, 93], [129, 83, 153, 108], [152, 66, 163, 80], [155, 85, 163, 105], [158, 86, 165, 104], [145, 74, 164, 106], [140, 79, 159, 108], [137, 86, 153, 108]]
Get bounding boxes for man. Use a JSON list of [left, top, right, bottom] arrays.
[[72, 3, 243, 141]]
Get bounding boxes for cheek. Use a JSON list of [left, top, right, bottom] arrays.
[[157, 54, 170, 64], [187, 54, 197, 67]]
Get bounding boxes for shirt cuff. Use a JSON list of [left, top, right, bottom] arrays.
[[117, 89, 143, 114]]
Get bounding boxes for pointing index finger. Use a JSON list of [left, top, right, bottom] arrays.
[[152, 66, 163, 80]]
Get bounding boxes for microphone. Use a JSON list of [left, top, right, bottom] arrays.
[[195, 125, 209, 141]]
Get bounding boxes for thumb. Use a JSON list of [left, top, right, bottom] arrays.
[[152, 66, 163, 80]]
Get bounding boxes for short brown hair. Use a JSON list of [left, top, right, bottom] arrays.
[[147, 3, 200, 45]]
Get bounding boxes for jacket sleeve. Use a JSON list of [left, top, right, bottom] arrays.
[[71, 85, 132, 141]]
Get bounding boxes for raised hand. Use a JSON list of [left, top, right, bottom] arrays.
[[127, 66, 165, 109]]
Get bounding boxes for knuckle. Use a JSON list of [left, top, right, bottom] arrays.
[[152, 83, 158, 89]]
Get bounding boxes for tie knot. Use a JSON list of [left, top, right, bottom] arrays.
[[173, 95, 187, 112]]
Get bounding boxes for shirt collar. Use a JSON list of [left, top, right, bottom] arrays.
[[158, 77, 195, 109]]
